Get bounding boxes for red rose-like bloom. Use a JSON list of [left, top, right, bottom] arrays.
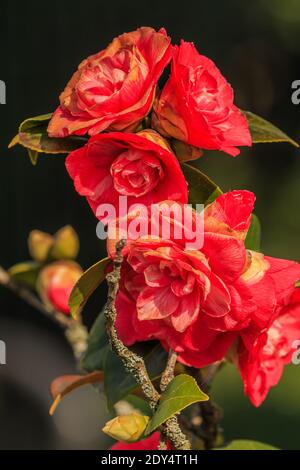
[[110, 431, 171, 450], [48, 27, 172, 137], [65, 130, 188, 219], [174, 250, 300, 370], [153, 41, 251, 156], [109, 191, 300, 371], [110, 190, 267, 367], [238, 275, 300, 407]]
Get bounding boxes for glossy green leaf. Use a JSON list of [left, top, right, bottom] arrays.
[[80, 310, 110, 372], [104, 343, 168, 409], [244, 111, 299, 147], [245, 214, 261, 251], [8, 261, 41, 289], [69, 258, 111, 318], [145, 374, 209, 435], [9, 114, 86, 163], [216, 439, 278, 450], [181, 163, 222, 206]]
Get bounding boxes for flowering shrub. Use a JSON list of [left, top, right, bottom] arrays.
[[9, 26, 300, 451]]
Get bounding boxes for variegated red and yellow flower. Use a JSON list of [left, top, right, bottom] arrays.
[[107, 190, 300, 403], [48, 27, 172, 137]]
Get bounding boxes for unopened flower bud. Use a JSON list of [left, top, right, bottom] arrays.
[[28, 230, 54, 262], [37, 260, 82, 314], [102, 413, 149, 443]]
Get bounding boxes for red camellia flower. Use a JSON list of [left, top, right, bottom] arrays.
[[48, 27, 172, 137], [110, 190, 253, 364], [237, 277, 300, 407], [108, 190, 300, 374], [110, 431, 171, 450], [152, 41, 251, 156], [65, 130, 188, 219]]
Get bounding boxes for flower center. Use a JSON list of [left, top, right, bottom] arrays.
[[125, 248, 207, 333], [111, 150, 164, 197], [78, 50, 132, 106]]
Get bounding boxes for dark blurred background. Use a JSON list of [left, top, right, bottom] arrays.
[[0, 0, 300, 450]]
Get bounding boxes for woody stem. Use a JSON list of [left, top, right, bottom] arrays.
[[0, 265, 88, 359], [105, 239, 160, 410], [105, 240, 191, 450]]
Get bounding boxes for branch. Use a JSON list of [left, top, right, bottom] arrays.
[[158, 433, 168, 450], [160, 349, 177, 392], [0, 265, 88, 359], [161, 415, 192, 450], [105, 240, 160, 410], [105, 240, 191, 450], [0, 265, 70, 325], [159, 349, 191, 450]]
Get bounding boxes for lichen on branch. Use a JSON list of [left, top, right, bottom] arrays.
[[104, 239, 191, 450], [105, 239, 160, 410]]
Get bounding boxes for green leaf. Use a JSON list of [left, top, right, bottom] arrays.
[[244, 111, 299, 147], [69, 257, 111, 319], [145, 374, 209, 435], [216, 439, 278, 450], [8, 261, 41, 289], [245, 214, 261, 251], [80, 310, 110, 372], [8, 114, 86, 163], [295, 280, 300, 288], [104, 343, 168, 409], [181, 163, 222, 206], [28, 148, 39, 165]]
